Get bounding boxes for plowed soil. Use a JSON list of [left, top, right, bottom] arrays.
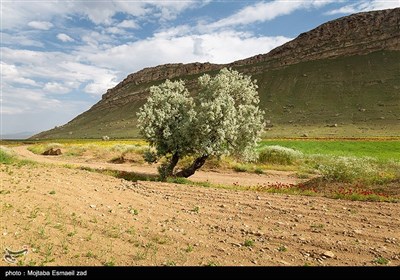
[[1, 146, 399, 266]]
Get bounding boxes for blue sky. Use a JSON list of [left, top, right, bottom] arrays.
[[1, 0, 399, 136]]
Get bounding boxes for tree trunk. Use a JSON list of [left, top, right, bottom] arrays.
[[175, 155, 209, 178], [167, 152, 180, 176], [160, 152, 180, 180]]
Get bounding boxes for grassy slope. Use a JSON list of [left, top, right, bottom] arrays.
[[33, 51, 400, 139]]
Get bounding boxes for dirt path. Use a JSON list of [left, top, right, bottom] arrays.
[[11, 145, 302, 187], [1, 163, 399, 266]]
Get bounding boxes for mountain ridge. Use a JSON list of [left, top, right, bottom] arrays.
[[33, 8, 400, 139]]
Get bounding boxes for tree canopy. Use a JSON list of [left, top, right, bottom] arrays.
[[137, 68, 265, 179]]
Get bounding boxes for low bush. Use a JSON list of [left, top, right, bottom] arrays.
[[258, 145, 303, 165], [315, 156, 379, 183], [0, 146, 15, 164]]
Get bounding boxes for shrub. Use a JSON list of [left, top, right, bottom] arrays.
[[258, 145, 303, 165], [28, 143, 63, 154], [233, 164, 250, 172], [316, 156, 379, 183], [0, 146, 15, 164]]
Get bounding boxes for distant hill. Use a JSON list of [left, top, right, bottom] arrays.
[[33, 8, 400, 139], [1, 131, 37, 140]]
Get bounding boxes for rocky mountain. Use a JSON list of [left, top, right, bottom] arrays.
[[33, 8, 400, 139]]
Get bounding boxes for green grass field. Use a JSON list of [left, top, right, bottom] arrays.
[[258, 140, 400, 161]]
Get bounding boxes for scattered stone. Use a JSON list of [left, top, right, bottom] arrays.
[[42, 148, 62, 156], [326, 123, 338, 128], [323, 251, 335, 258], [278, 260, 290, 265], [251, 260, 258, 265], [90, 204, 96, 209], [301, 133, 308, 137]]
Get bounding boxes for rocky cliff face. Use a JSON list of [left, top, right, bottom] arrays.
[[258, 8, 400, 66]]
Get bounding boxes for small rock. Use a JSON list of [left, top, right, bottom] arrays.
[[90, 204, 96, 209], [323, 251, 335, 258], [278, 260, 290, 265], [252, 260, 258, 265], [256, 196, 261, 200]]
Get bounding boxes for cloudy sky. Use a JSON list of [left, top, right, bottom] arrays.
[[1, 0, 399, 137]]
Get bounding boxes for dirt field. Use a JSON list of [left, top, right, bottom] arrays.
[[1, 146, 399, 266]]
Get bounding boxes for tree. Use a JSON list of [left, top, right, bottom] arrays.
[[137, 68, 265, 180]]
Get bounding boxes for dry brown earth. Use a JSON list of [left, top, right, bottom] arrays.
[[1, 146, 399, 266]]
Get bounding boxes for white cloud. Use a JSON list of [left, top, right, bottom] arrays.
[[57, 33, 74, 42], [77, 30, 291, 74], [1, 48, 119, 97], [81, 31, 115, 46], [117, 20, 139, 29], [208, 0, 337, 29], [27, 21, 53, 30], [104, 27, 126, 35], [1, 32, 44, 47], [153, 25, 191, 39], [1, 62, 39, 86], [43, 82, 71, 94], [2, 1, 208, 29], [326, 0, 400, 15]]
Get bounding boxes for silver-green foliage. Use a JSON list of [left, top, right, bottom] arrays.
[[137, 79, 196, 157], [315, 156, 379, 183], [137, 68, 265, 178], [258, 145, 303, 165]]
